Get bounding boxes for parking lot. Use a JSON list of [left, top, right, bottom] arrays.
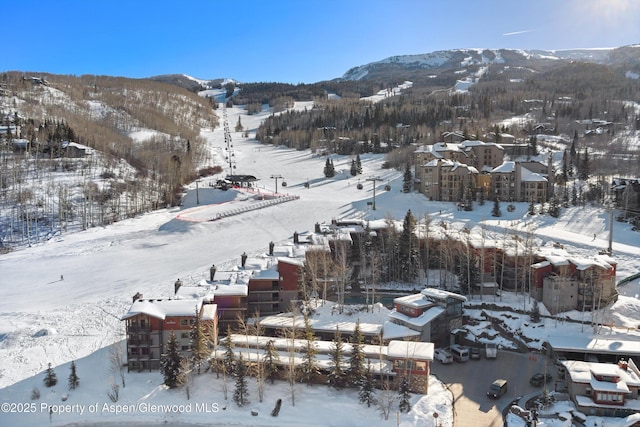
[[430, 350, 558, 427]]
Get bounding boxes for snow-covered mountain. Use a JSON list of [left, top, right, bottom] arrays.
[[341, 46, 640, 82]]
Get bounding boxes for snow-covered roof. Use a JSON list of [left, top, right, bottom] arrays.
[[421, 287, 467, 303], [387, 340, 434, 360], [382, 320, 421, 340], [564, 360, 640, 390], [491, 161, 515, 173], [520, 166, 547, 183], [388, 306, 445, 327], [122, 298, 207, 320], [394, 293, 434, 309], [258, 312, 383, 336], [548, 336, 640, 356]]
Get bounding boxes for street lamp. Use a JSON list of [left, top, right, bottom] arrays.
[[270, 174, 283, 194], [366, 176, 382, 210]]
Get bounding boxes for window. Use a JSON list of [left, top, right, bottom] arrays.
[[180, 319, 189, 326], [181, 332, 190, 339], [181, 345, 190, 351], [415, 361, 426, 372]]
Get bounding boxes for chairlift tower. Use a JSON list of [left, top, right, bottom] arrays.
[[366, 176, 382, 210], [270, 174, 284, 194]]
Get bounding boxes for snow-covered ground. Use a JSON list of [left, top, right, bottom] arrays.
[[1, 102, 639, 426]]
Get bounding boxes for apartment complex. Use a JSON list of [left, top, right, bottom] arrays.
[[414, 140, 554, 203], [122, 297, 217, 372]]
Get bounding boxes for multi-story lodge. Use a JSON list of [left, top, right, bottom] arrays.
[[122, 297, 217, 372], [531, 254, 617, 314], [414, 140, 554, 203]]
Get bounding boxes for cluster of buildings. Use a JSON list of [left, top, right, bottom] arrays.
[[120, 217, 620, 399], [414, 139, 554, 203]]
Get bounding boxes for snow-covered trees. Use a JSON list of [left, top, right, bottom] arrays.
[[327, 327, 347, 389], [359, 362, 377, 407], [263, 339, 281, 384], [397, 209, 419, 282], [190, 305, 209, 374], [323, 157, 336, 178], [346, 320, 366, 388], [68, 361, 79, 390], [222, 328, 236, 376], [491, 198, 502, 217], [44, 363, 57, 387], [299, 314, 320, 385], [233, 354, 249, 406], [398, 376, 412, 413], [402, 163, 412, 193], [161, 331, 186, 389]]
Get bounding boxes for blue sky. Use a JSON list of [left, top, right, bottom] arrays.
[[2, 0, 639, 84]]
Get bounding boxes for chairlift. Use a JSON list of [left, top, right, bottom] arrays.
[[281, 181, 287, 187], [384, 184, 391, 191], [356, 182, 363, 190]]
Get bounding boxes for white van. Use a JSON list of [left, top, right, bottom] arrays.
[[450, 344, 470, 362], [434, 348, 454, 364]]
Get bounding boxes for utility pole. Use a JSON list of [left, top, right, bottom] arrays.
[[366, 176, 382, 210], [270, 174, 283, 194]]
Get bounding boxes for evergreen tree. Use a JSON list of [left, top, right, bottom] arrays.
[[44, 363, 57, 387], [324, 158, 335, 178], [299, 314, 320, 385], [222, 328, 235, 376], [356, 154, 363, 174], [161, 331, 185, 388], [190, 305, 209, 374], [233, 354, 250, 406], [350, 159, 357, 176], [235, 116, 243, 132], [570, 130, 578, 158], [402, 163, 412, 193], [346, 320, 366, 388], [530, 299, 541, 323], [528, 135, 538, 156], [491, 198, 502, 217], [263, 339, 280, 384], [457, 249, 479, 295], [398, 209, 419, 282], [571, 185, 578, 206], [579, 148, 590, 181], [359, 362, 377, 407], [398, 376, 412, 413], [464, 186, 473, 211], [327, 327, 347, 389], [528, 198, 536, 216], [548, 196, 561, 218], [68, 361, 79, 390]]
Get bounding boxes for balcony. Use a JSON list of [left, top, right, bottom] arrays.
[[127, 325, 152, 333]]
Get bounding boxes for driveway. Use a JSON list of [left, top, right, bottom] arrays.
[[431, 351, 558, 427]]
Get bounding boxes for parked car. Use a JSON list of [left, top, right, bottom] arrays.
[[485, 343, 497, 359], [529, 373, 553, 387], [434, 348, 454, 364], [487, 379, 508, 399], [470, 347, 481, 360]]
